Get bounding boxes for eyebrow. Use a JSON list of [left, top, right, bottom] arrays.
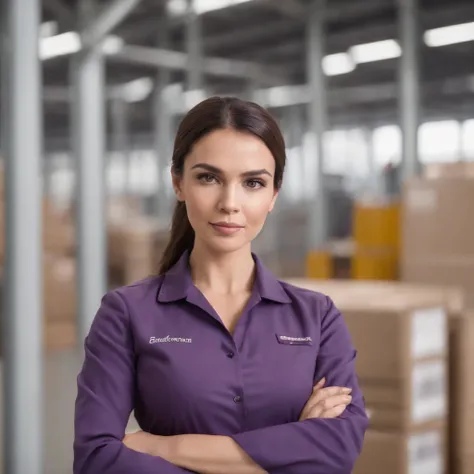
[[191, 163, 273, 178]]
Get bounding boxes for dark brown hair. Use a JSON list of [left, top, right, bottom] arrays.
[[158, 96, 287, 274]]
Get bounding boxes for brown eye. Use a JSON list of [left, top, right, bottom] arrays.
[[246, 179, 265, 189], [197, 173, 218, 184]]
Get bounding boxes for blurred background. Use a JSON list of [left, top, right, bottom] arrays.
[[2, 0, 474, 473]]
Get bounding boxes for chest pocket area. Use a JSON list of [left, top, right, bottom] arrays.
[[275, 334, 314, 346], [272, 333, 318, 373]]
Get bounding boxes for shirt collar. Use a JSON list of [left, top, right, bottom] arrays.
[[157, 249, 291, 304]]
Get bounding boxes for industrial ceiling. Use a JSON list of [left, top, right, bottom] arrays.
[[39, 0, 474, 141]]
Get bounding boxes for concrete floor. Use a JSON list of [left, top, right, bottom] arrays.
[[0, 348, 139, 474]]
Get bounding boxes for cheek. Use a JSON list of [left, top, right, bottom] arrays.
[[183, 185, 215, 221], [243, 193, 274, 224]]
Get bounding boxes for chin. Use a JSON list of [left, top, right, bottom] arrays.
[[206, 237, 249, 254]]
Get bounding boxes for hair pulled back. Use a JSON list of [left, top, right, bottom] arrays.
[[158, 96, 286, 274]]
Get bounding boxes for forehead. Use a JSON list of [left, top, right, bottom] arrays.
[[185, 128, 275, 174]]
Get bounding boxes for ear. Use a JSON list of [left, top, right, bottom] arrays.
[[268, 189, 279, 213], [171, 167, 185, 202]]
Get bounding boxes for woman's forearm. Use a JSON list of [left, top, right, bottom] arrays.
[[157, 434, 268, 474]]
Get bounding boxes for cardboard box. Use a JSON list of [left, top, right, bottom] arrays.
[[44, 255, 76, 323], [284, 279, 474, 472], [424, 161, 474, 179], [0, 198, 75, 263], [449, 312, 474, 474], [44, 321, 76, 351], [284, 279, 450, 432], [108, 217, 170, 285], [402, 178, 474, 261], [354, 425, 446, 474], [402, 260, 474, 309]]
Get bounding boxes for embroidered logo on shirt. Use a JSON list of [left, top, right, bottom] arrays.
[[276, 334, 313, 345], [149, 336, 192, 344]]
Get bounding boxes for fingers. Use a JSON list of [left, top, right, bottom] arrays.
[[318, 393, 352, 412], [310, 386, 352, 406], [301, 388, 353, 421], [319, 403, 349, 419], [313, 377, 326, 391]]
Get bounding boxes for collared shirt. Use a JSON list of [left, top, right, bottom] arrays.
[[74, 251, 369, 474]]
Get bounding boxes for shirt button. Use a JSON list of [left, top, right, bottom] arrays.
[[227, 351, 235, 358], [233, 395, 242, 403]]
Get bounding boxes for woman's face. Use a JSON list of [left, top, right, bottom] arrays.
[[172, 128, 279, 254]]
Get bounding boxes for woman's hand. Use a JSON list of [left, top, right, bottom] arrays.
[[123, 430, 167, 457], [299, 378, 352, 420]]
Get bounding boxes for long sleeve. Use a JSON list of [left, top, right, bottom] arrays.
[[230, 295, 369, 474], [73, 290, 193, 474]]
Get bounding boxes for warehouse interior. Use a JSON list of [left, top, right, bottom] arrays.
[[2, 0, 474, 472]]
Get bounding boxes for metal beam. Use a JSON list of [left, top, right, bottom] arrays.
[[81, 0, 143, 47], [398, 0, 421, 181], [2, 0, 44, 474], [111, 44, 289, 85], [206, 0, 390, 53], [307, 0, 328, 249], [257, 0, 305, 20], [153, 17, 172, 221], [186, 0, 204, 91], [228, 3, 474, 60], [72, 0, 108, 342], [42, 73, 474, 108]]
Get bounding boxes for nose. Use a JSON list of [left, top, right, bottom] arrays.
[[218, 185, 240, 214]]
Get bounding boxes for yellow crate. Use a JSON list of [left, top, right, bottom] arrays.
[[352, 247, 399, 281], [353, 200, 400, 249], [306, 250, 333, 279]]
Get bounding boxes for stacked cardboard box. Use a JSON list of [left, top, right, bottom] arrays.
[[450, 310, 474, 474], [43, 254, 77, 351], [0, 254, 77, 352], [401, 174, 474, 307], [0, 198, 75, 265], [424, 161, 474, 180], [108, 216, 170, 286], [284, 279, 465, 474]]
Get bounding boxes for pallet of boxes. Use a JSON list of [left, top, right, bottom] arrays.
[[284, 278, 474, 474], [400, 160, 474, 473], [0, 166, 77, 351]]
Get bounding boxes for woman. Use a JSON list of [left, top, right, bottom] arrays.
[[73, 96, 369, 474]]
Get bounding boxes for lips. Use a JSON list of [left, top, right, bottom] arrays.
[[210, 222, 244, 235], [210, 222, 244, 228]]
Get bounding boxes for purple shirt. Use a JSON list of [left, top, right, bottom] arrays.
[[74, 251, 368, 474]]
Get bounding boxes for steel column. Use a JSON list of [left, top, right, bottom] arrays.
[[306, 0, 328, 249], [72, 0, 107, 342], [2, 0, 44, 473], [153, 20, 172, 221], [398, 0, 421, 181]]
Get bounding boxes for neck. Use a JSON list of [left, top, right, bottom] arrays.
[[189, 241, 255, 295]]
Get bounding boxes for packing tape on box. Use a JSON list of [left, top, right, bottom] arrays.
[[411, 307, 447, 359], [408, 430, 443, 474], [411, 359, 447, 423]]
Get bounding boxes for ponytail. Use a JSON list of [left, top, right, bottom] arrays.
[[159, 201, 195, 274]]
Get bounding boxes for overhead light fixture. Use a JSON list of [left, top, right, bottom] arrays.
[[122, 77, 154, 103], [39, 32, 124, 60], [349, 39, 401, 64], [167, 0, 253, 16], [322, 53, 355, 76], [39, 31, 81, 60], [40, 21, 58, 39], [424, 22, 474, 47], [102, 36, 124, 55]]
